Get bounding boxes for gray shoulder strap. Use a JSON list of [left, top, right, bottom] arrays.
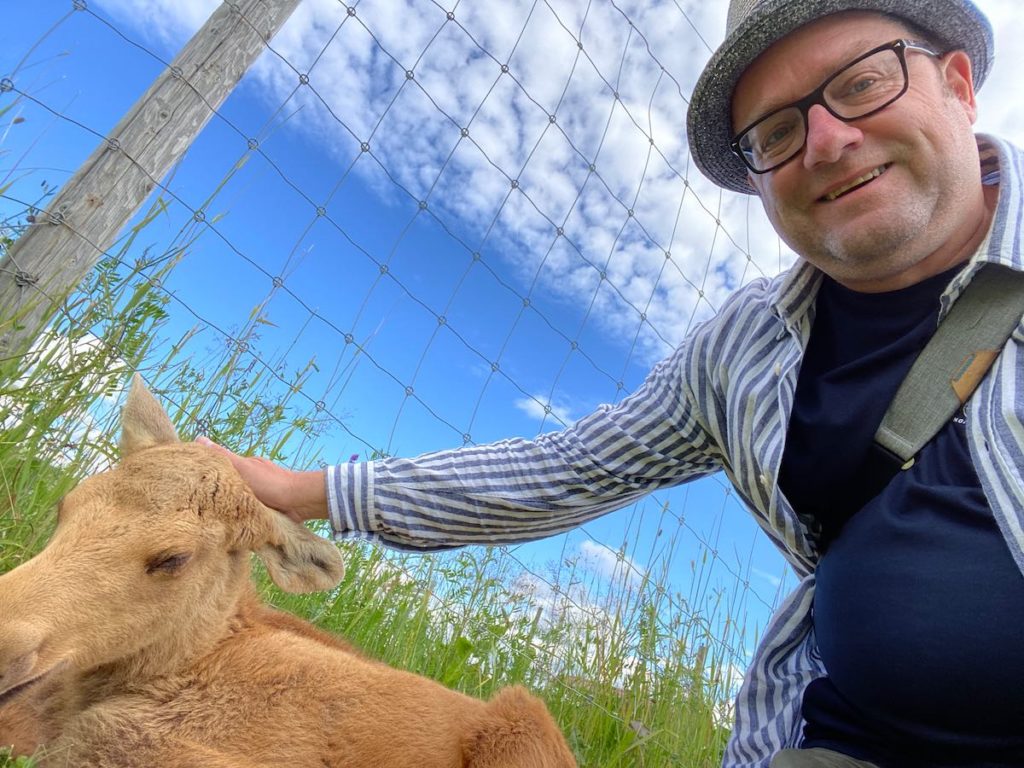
[[874, 265, 1024, 467]]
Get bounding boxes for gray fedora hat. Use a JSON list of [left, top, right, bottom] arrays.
[[686, 0, 994, 194]]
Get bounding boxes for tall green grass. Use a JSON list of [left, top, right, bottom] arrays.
[[1, 121, 744, 768]]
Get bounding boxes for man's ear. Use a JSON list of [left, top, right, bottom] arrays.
[[940, 50, 977, 123], [237, 493, 345, 593], [120, 373, 180, 457]]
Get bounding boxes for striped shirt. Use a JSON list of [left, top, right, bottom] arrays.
[[326, 135, 1024, 767]]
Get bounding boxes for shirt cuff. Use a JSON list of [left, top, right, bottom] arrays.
[[325, 460, 377, 540]]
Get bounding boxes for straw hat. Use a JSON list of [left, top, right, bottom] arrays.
[[686, 0, 994, 194]]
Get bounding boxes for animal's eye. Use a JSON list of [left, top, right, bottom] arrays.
[[145, 552, 192, 575]]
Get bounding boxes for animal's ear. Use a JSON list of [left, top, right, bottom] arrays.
[[244, 500, 345, 594], [120, 373, 180, 457]]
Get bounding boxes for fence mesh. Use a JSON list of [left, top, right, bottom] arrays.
[[0, 0, 819, 756]]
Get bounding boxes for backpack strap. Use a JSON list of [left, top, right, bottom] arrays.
[[874, 264, 1024, 469]]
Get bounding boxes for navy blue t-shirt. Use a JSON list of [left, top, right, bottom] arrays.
[[779, 267, 1024, 767]]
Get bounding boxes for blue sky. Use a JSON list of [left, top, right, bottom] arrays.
[[3, 0, 1022, 685]]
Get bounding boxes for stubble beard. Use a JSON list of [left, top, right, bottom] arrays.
[[815, 194, 937, 284], [764, 176, 936, 287]]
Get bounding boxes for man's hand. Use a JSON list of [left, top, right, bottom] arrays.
[[194, 437, 328, 524]]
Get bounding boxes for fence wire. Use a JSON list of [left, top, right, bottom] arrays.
[[0, 0, 800, 753]]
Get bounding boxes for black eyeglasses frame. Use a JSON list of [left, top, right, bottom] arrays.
[[730, 38, 941, 175]]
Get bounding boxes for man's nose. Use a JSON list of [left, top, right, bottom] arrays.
[[802, 104, 863, 168]]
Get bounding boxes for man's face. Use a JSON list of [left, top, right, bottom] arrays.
[[731, 12, 991, 292]]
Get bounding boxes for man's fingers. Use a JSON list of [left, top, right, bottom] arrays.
[[195, 437, 252, 470], [195, 437, 256, 480], [195, 435, 232, 455]]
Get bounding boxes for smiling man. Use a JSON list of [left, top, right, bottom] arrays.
[[204, 2, 1024, 766], [722, 11, 994, 293]]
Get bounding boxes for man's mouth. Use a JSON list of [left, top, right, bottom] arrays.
[[821, 164, 890, 202]]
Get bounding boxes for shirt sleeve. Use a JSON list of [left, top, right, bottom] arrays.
[[324, 334, 725, 551]]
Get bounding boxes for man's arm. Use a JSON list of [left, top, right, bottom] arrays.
[[197, 344, 719, 550], [199, 322, 727, 552], [331, 363, 721, 551], [194, 272, 800, 552]]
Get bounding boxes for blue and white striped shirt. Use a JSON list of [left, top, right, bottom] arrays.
[[326, 135, 1024, 767]]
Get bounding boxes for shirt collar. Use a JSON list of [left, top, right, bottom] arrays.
[[959, 134, 1021, 274]]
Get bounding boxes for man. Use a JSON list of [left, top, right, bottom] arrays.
[[202, 1, 1024, 766]]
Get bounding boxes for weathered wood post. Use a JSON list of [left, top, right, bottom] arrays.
[[0, 0, 303, 358]]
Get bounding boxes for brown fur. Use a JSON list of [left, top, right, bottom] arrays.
[[0, 375, 577, 767]]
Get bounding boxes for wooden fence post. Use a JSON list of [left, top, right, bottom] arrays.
[[0, 0, 303, 358]]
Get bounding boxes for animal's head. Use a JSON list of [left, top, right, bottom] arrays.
[[0, 375, 344, 704]]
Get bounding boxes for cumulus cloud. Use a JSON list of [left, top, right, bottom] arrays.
[[92, 0, 787, 369], [579, 539, 645, 586], [510, 569, 611, 634], [95, 0, 216, 48], [973, 0, 1024, 148], [89, 0, 1022, 404], [505, 541, 646, 640]]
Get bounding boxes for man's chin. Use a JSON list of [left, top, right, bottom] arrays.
[[809, 229, 930, 290]]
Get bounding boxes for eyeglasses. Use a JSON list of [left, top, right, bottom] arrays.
[[730, 39, 941, 175]]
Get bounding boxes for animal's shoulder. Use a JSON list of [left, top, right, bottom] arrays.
[[249, 601, 370, 659], [180, 592, 386, 690]]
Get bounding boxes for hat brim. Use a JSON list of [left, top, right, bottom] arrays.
[[686, 0, 994, 194]]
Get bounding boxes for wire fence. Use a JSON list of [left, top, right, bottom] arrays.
[[0, 0, 799, 753]]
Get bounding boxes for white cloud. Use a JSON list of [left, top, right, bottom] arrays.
[[751, 566, 783, 590], [974, 0, 1024, 148], [512, 394, 575, 428], [510, 569, 612, 633], [91, 0, 769, 367], [91, 0, 1023, 371], [712, 661, 747, 728], [508, 568, 647, 690], [95, 0, 216, 48], [579, 539, 645, 586]]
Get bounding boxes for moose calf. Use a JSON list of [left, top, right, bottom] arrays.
[[0, 376, 577, 768]]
